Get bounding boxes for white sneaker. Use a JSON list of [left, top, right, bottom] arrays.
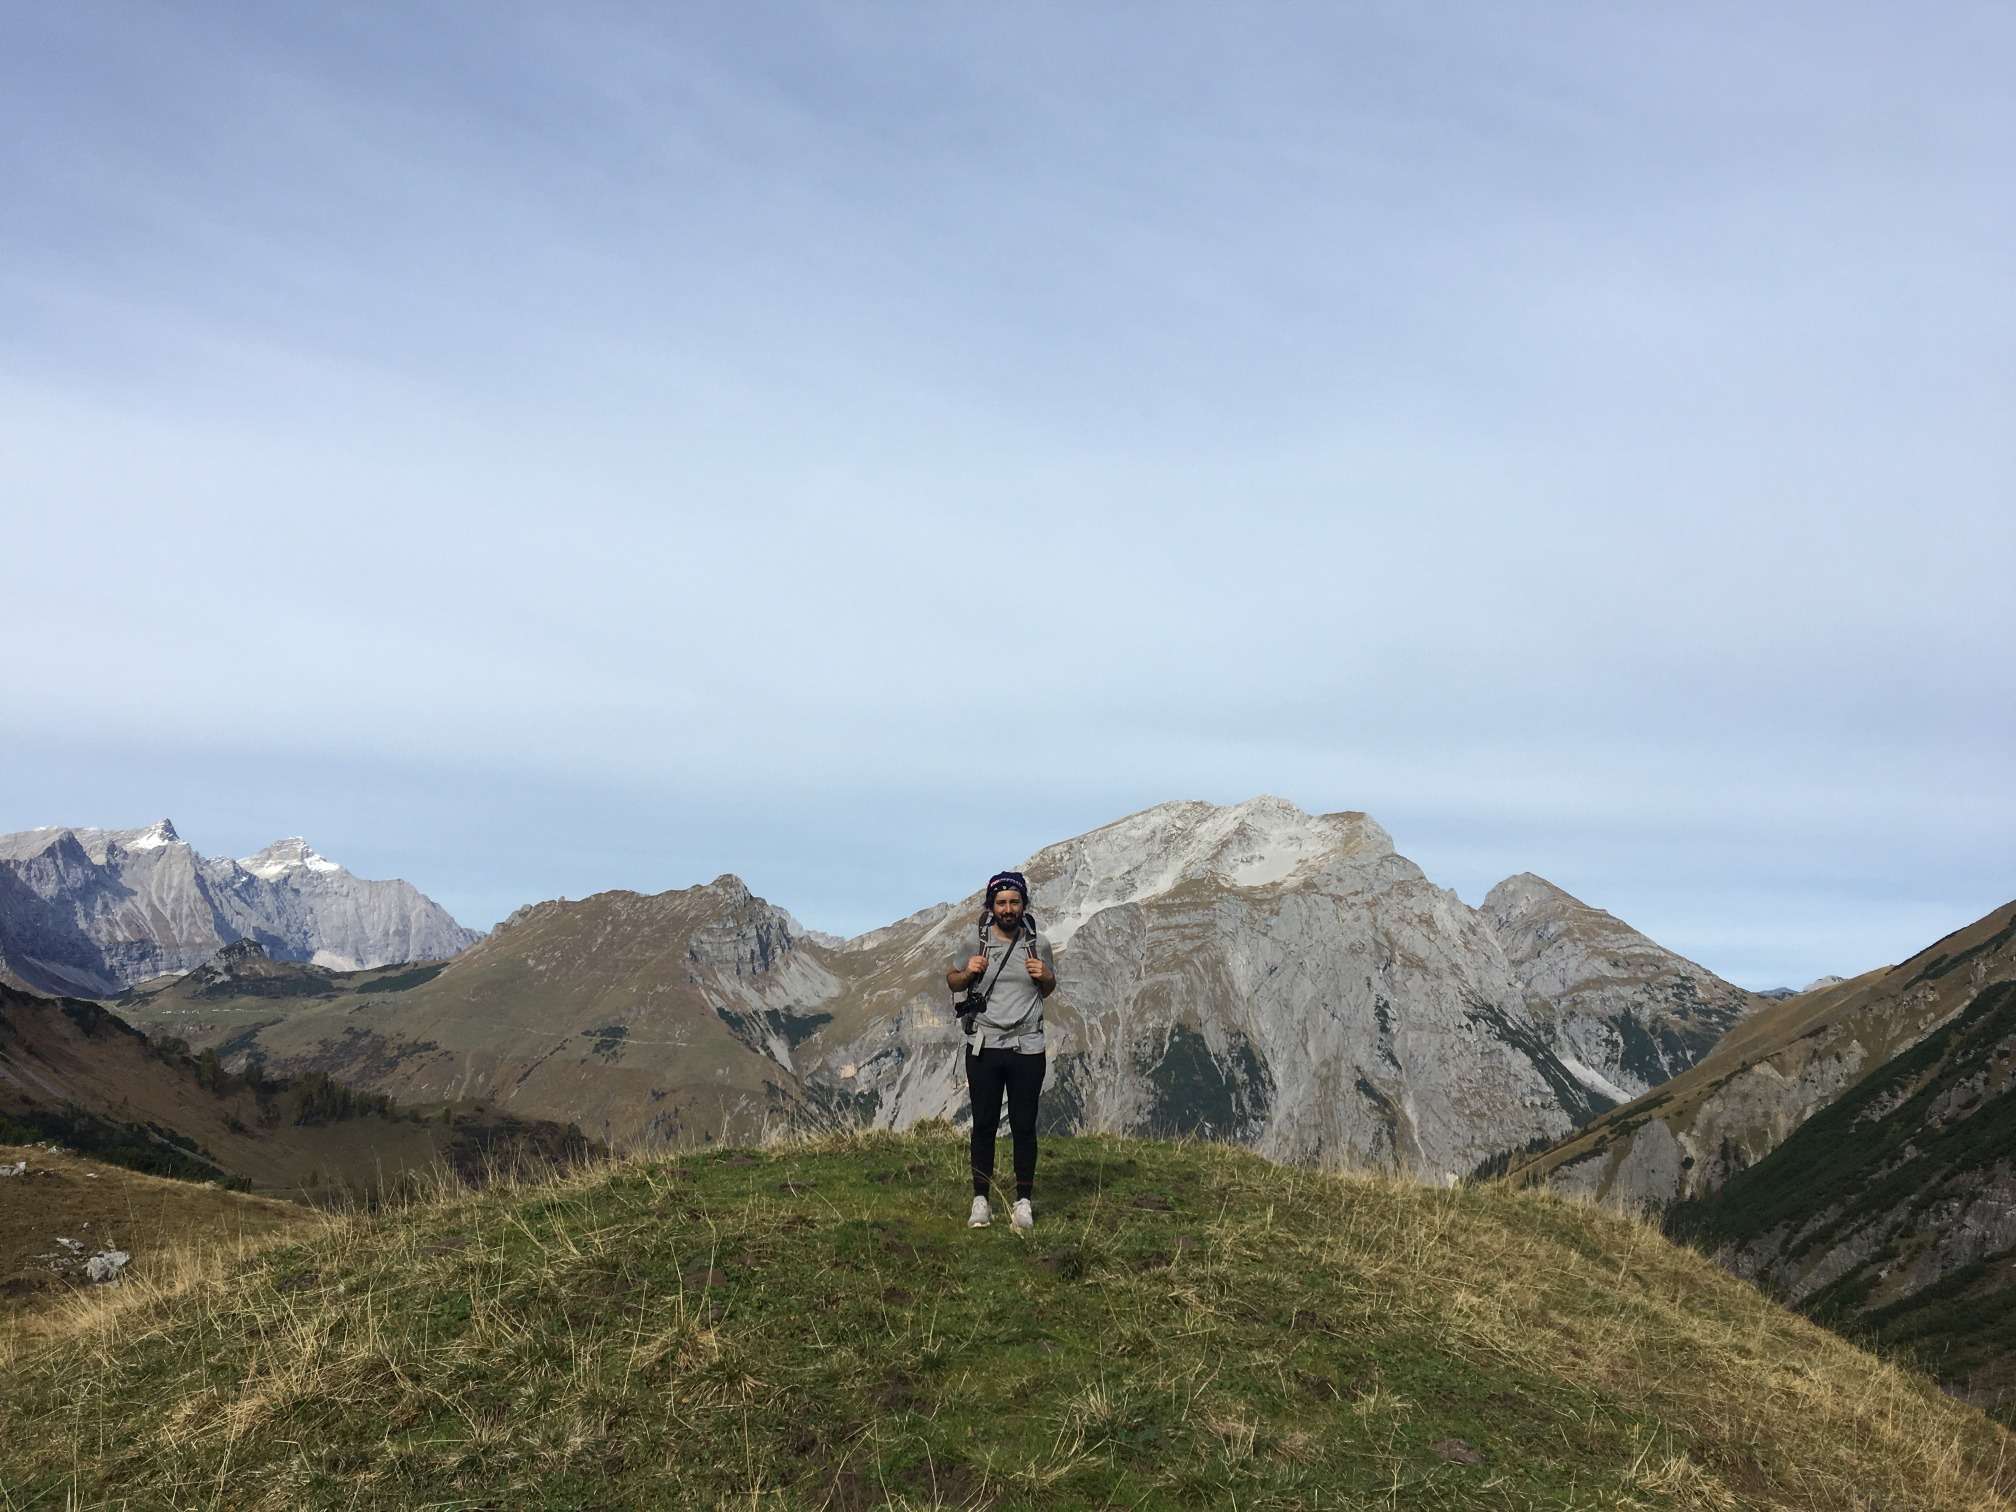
[[1010, 1198, 1034, 1234], [968, 1196, 992, 1228]]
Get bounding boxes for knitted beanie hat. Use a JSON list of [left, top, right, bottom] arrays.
[[985, 871, 1029, 906], [980, 871, 1036, 930]]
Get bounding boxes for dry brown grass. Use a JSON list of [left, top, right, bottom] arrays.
[[1298, 1167, 2015, 1510]]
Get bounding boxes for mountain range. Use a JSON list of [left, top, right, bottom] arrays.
[[111, 796, 1763, 1177], [0, 820, 480, 997]]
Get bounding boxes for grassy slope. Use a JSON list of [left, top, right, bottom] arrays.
[[2, 988, 587, 1200], [2, 1132, 2011, 1510], [0, 1143, 310, 1322], [1672, 981, 2016, 1257], [1668, 979, 2016, 1422]]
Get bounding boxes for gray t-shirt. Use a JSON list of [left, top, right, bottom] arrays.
[[953, 927, 1056, 1053]]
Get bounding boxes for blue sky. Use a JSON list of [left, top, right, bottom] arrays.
[[5, 3, 2010, 988]]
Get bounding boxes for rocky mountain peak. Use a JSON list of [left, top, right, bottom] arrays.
[[1480, 873, 1649, 955], [779, 909, 846, 950], [1026, 795, 1396, 946], [125, 818, 182, 851], [239, 838, 345, 881], [1479, 870, 1760, 1109], [1482, 872, 1574, 912], [0, 822, 189, 866], [0, 829, 86, 865]]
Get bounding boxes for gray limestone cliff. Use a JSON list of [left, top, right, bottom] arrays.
[[1480, 873, 1761, 1111]]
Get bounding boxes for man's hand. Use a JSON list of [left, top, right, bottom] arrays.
[[1025, 954, 1049, 985], [949, 952, 989, 991]]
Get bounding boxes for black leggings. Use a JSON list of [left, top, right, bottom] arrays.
[[966, 1048, 1046, 1200]]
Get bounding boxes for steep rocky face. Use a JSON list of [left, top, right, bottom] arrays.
[[223, 834, 481, 973], [0, 828, 222, 995], [1480, 873, 1762, 1108], [812, 797, 1606, 1178], [0, 821, 481, 995]]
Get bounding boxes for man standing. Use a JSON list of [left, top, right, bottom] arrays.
[[946, 870, 1057, 1232]]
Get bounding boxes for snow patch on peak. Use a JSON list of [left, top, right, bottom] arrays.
[[127, 819, 181, 851], [4, 822, 190, 864], [239, 837, 345, 880]]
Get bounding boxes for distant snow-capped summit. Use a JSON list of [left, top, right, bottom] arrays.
[[0, 820, 190, 866], [126, 818, 182, 851], [239, 837, 346, 880], [0, 820, 481, 997]]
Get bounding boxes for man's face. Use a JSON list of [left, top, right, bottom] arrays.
[[991, 890, 1025, 925]]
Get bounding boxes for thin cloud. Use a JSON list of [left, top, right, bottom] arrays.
[[4, 3, 2010, 992]]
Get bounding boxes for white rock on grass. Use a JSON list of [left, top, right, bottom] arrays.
[[85, 1251, 131, 1284]]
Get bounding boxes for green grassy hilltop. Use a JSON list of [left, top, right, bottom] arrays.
[[3, 1130, 2011, 1510]]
